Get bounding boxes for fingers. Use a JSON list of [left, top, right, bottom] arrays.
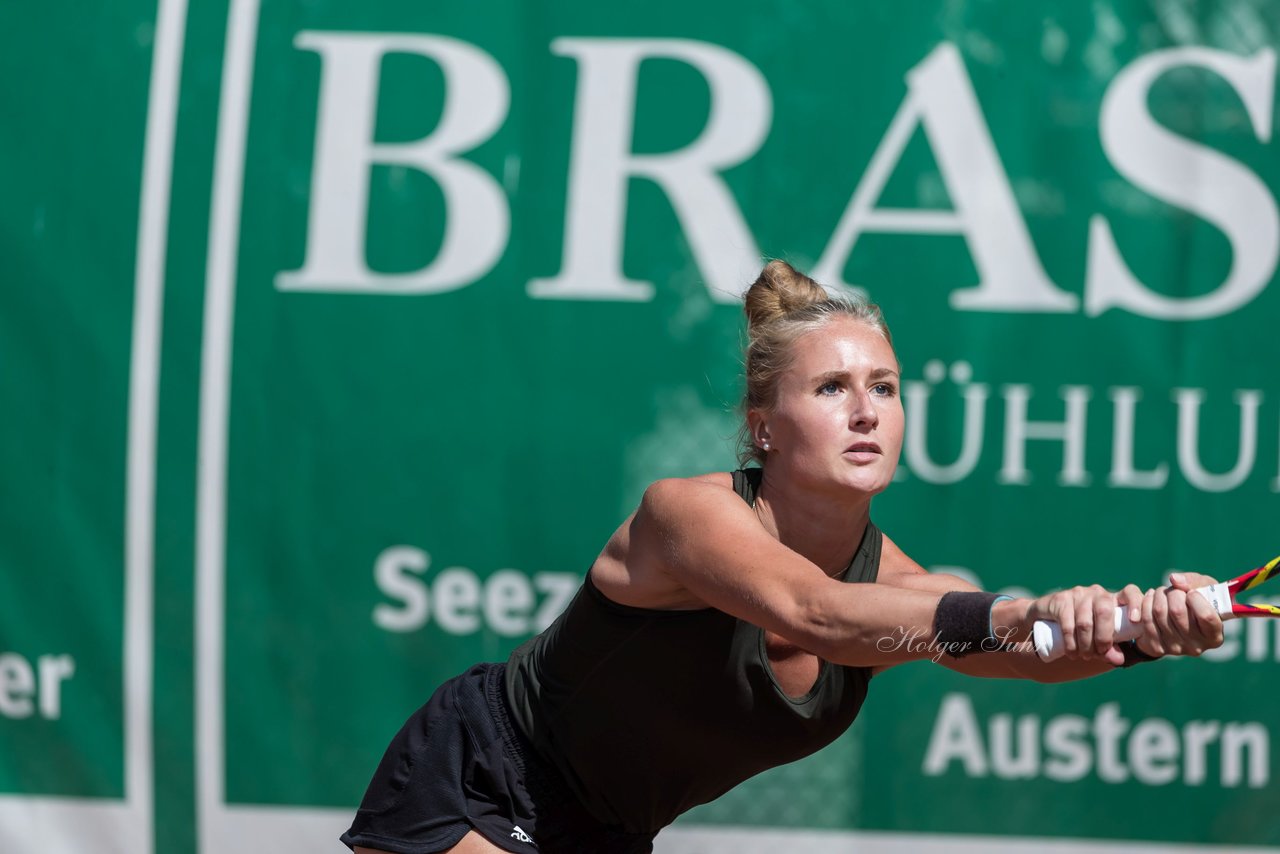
[[1108, 584, 1145, 664], [1169, 587, 1222, 656], [1165, 587, 1197, 655], [1033, 577, 1226, 662], [1066, 586, 1099, 658], [1117, 584, 1143, 620], [1056, 592, 1077, 657], [1144, 581, 1225, 658], [1090, 584, 1115, 656], [1187, 590, 1225, 650], [1161, 572, 1225, 656], [1140, 588, 1162, 656], [1052, 585, 1116, 660], [1170, 571, 1220, 590], [1071, 588, 1093, 658], [1150, 585, 1183, 655], [1035, 574, 1230, 662]]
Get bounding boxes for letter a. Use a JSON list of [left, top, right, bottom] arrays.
[[814, 43, 1076, 312], [923, 693, 990, 776]]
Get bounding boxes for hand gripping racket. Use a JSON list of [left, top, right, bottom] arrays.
[[1033, 556, 1280, 662]]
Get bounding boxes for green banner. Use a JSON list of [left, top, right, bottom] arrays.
[[4, 1, 1280, 851]]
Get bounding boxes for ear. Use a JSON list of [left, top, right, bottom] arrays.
[[747, 409, 772, 451]]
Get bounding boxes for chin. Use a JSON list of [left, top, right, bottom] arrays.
[[824, 471, 885, 496], [834, 471, 891, 497], [851, 480, 890, 497]]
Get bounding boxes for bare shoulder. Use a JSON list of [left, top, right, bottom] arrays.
[[643, 470, 734, 507], [635, 473, 769, 548], [688, 470, 734, 487], [640, 471, 736, 513], [591, 472, 752, 609]]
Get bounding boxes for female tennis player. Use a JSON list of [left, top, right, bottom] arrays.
[[342, 261, 1224, 854]]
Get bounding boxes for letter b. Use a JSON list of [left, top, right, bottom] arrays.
[[278, 33, 510, 294]]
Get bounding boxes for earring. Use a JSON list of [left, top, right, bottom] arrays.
[[762, 441, 770, 450]]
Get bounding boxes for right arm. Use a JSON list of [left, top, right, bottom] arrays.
[[628, 478, 1037, 668]]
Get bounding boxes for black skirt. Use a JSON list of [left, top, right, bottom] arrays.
[[341, 662, 657, 854]]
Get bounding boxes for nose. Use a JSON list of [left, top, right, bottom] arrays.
[[850, 388, 879, 430]]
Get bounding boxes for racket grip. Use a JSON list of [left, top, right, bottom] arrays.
[[1032, 582, 1236, 662], [1032, 607, 1141, 662]]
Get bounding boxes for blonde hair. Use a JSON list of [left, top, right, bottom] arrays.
[[738, 260, 894, 466]]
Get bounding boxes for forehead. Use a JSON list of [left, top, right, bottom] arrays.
[[788, 317, 898, 374]]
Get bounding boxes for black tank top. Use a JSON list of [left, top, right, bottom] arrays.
[[504, 469, 881, 833]]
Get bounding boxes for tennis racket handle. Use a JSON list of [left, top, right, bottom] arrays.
[[1032, 610, 1141, 662], [1031, 582, 1234, 662]]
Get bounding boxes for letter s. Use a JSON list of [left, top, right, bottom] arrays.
[[1087, 48, 1278, 319], [373, 546, 430, 632]]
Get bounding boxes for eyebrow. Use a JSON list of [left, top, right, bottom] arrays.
[[811, 367, 901, 384]]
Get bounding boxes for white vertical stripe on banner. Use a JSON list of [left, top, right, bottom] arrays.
[[124, 0, 190, 851], [0, 0, 191, 848], [197, 0, 260, 851]]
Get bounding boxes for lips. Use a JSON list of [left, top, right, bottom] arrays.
[[845, 442, 881, 454]]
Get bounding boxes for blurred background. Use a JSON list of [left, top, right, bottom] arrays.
[[4, 1, 1280, 851]]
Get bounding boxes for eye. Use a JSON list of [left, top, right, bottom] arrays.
[[871, 382, 897, 397], [817, 380, 842, 395]]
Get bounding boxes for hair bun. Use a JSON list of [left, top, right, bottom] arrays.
[[743, 260, 830, 330]]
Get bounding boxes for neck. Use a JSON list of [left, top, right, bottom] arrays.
[[753, 466, 871, 576]]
